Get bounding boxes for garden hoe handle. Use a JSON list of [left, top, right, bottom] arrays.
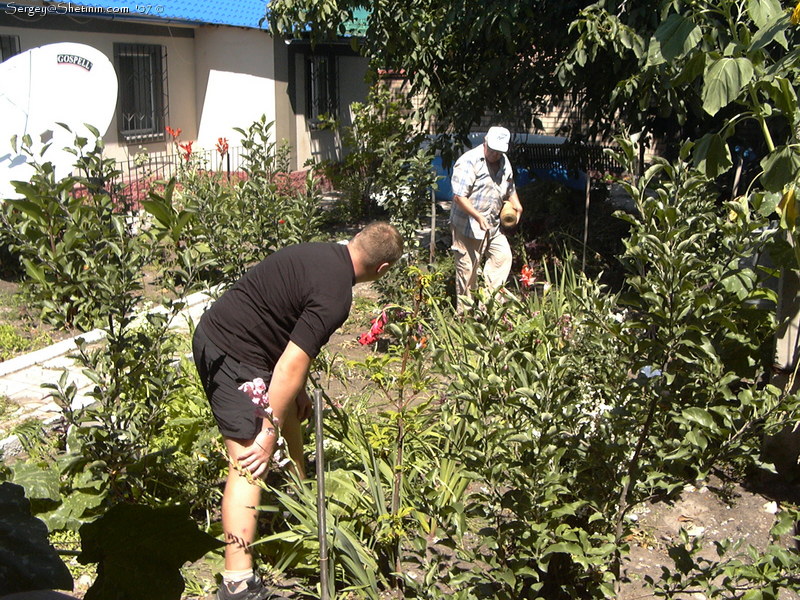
[[471, 227, 491, 286], [314, 388, 331, 600]]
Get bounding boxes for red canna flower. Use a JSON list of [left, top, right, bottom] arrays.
[[179, 141, 193, 161], [520, 264, 535, 289], [165, 126, 182, 139], [216, 137, 229, 155]]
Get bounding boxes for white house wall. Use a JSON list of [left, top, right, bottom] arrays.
[[0, 23, 197, 163], [338, 55, 369, 129], [1, 20, 371, 174], [193, 26, 276, 160]]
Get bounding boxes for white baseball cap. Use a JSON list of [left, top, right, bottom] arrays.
[[485, 126, 510, 153]]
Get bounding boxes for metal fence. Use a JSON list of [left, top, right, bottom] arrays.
[[511, 142, 624, 176], [110, 145, 247, 205], [114, 145, 246, 183]]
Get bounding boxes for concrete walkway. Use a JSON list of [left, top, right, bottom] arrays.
[[0, 291, 213, 455]]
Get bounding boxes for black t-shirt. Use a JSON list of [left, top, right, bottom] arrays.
[[199, 242, 355, 368]]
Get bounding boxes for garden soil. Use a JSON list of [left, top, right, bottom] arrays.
[[2, 279, 799, 599]]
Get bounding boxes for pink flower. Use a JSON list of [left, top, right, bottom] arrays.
[[239, 377, 267, 399], [357, 311, 388, 345], [239, 378, 271, 418], [358, 331, 378, 345], [236, 377, 294, 470]]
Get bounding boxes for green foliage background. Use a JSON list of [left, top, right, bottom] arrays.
[[3, 0, 800, 596]]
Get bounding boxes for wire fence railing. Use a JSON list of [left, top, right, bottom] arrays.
[[108, 146, 248, 206], [102, 138, 624, 209]]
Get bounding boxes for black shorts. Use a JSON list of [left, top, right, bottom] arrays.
[[192, 322, 272, 440]]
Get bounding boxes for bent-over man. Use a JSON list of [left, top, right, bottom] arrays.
[[193, 222, 403, 600]]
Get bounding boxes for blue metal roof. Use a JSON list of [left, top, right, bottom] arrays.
[[66, 0, 271, 30]]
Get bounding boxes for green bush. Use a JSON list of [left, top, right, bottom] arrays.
[[0, 127, 154, 331], [251, 143, 798, 599], [318, 84, 438, 249], [144, 116, 324, 292]]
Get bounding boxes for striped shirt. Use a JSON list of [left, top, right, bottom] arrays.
[[450, 144, 516, 239]]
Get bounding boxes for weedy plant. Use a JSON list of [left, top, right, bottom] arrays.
[[1, 126, 154, 331]]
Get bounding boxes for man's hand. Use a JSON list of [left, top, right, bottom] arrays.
[[295, 389, 312, 421], [476, 214, 490, 231], [236, 429, 276, 478]]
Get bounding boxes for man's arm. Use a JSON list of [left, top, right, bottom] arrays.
[[237, 341, 312, 478], [453, 193, 490, 231]]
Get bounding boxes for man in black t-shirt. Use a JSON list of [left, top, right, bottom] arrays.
[[192, 222, 403, 600]]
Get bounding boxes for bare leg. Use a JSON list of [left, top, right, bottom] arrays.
[[221, 437, 263, 572], [219, 395, 306, 572]]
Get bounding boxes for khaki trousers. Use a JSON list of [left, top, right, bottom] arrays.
[[451, 225, 512, 311]]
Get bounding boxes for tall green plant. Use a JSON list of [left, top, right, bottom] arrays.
[[321, 84, 437, 248], [144, 117, 324, 291], [1, 127, 154, 331], [253, 266, 448, 598]]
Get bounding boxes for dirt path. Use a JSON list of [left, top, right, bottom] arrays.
[[620, 473, 800, 599]]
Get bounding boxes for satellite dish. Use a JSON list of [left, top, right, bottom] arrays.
[[0, 42, 118, 199]]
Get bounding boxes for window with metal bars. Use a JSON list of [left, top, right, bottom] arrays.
[[114, 43, 168, 142], [1, 35, 20, 62], [305, 54, 338, 120]]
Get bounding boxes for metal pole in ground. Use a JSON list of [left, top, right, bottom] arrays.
[[314, 388, 331, 600]]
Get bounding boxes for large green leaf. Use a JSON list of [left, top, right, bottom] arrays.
[[140, 198, 175, 229], [6, 198, 47, 221], [682, 407, 715, 428], [38, 490, 106, 532], [11, 462, 61, 501], [654, 14, 702, 61], [78, 504, 224, 600], [760, 77, 798, 118], [692, 133, 733, 178], [702, 57, 754, 116], [0, 482, 73, 595], [760, 147, 800, 192], [749, 15, 790, 51], [747, 0, 785, 30]]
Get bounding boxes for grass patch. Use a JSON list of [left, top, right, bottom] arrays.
[[0, 395, 13, 420], [0, 323, 53, 361]]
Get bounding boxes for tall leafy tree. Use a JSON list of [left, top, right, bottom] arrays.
[[268, 0, 594, 143], [560, 1, 799, 180], [270, 0, 800, 191]]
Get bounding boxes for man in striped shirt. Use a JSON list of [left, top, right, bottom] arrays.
[[450, 126, 523, 311]]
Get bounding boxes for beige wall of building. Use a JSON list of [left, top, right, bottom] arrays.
[[291, 50, 369, 169], [1, 21, 371, 174]]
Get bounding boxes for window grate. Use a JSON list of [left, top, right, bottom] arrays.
[[0, 35, 20, 62], [305, 54, 338, 120], [114, 43, 168, 142]]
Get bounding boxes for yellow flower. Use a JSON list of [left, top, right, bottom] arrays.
[[792, 1, 800, 25]]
